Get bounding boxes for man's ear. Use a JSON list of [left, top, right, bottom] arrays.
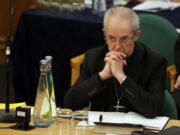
[[134, 31, 141, 41]]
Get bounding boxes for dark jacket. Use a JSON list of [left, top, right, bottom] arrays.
[[175, 35, 180, 75], [64, 42, 167, 118]]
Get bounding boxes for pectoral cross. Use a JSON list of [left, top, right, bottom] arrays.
[[114, 100, 125, 112]]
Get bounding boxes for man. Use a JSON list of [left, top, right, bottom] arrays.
[[173, 35, 180, 90], [64, 6, 167, 118], [171, 35, 180, 118]]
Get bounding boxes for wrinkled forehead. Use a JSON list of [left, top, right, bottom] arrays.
[[104, 17, 134, 36]]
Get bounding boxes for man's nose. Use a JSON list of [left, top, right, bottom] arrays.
[[114, 40, 122, 50]]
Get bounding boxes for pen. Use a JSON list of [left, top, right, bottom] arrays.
[[99, 114, 103, 122]]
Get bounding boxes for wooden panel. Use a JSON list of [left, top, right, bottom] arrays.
[[0, 36, 6, 64], [0, 0, 45, 37]]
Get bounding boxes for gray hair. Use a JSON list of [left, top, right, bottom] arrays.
[[103, 6, 140, 33]]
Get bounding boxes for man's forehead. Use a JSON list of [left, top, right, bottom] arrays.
[[105, 18, 132, 31], [105, 26, 133, 37], [107, 16, 131, 25]]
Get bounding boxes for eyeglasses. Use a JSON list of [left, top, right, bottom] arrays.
[[106, 35, 134, 44]]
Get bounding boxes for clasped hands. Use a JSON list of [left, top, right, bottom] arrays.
[[99, 51, 127, 84], [175, 75, 180, 89]]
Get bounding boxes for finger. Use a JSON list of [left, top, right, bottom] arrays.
[[174, 83, 178, 89], [174, 82, 180, 89], [104, 56, 112, 63], [106, 51, 126, 59], [109, 54, 119, 61], [117, 52, 127, 59], [123, 60, 127, 66]]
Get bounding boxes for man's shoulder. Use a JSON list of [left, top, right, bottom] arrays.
[[135, 42, 167, 69], [85, 45, 107, 56], [136, 42, 166, 61], [82, 45, 106, 70]]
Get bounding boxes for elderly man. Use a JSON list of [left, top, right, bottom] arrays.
[[64, 6, 167, 118], [172, 35, 180, 118]]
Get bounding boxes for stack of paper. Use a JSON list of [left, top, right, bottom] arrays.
[[88, 111, 169, 130], [133, 1, 180, 12]]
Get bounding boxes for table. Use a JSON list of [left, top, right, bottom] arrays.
[[12, 3, 180, 107], [128, 1, 180, 29], [0, 119, 180, 135]]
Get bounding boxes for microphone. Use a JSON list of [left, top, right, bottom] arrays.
[[0, 0, 16, 123]]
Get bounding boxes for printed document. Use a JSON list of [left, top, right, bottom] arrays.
[[88, 111, 169, 130]]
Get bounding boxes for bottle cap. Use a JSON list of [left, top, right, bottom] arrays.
[[45, 56, 53, 70], [45, 56, 52, 61], [40, 59, 47, 65], [40, 59, 48, 72]]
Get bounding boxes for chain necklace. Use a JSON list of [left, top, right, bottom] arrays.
[[113, 78, 125, 112]]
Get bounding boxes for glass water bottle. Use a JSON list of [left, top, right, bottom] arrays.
[[33, 60, 53, 128], [45, 56, 57, 121]]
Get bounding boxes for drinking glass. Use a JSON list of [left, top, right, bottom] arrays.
[[73, 110, 88, 121], [57, 108, 73, 125]]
